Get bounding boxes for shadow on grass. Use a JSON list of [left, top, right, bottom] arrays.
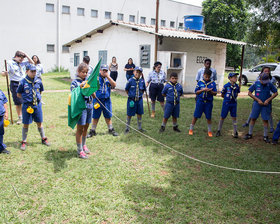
[[52, 76, 72, 86], [45, 149, 77, 173]]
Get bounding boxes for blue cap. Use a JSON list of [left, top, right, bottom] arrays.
[[259, 73, 270, 84], [228, 72, 238, 79], [26, 64, 37, 71], [101, 64, 109, 70], [134, 66, 143, 72]]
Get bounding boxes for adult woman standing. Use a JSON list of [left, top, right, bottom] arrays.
[[124, 58, 135, 80], [32, 55, 44, 80], [109, 56, 118, 82], [146, 61, 167, 118]]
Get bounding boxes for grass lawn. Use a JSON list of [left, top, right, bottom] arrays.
[[0, 73, 280, 223]]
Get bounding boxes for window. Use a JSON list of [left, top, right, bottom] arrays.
[[62, 5, 70, 14], [47, 44, 55, 52], [268, 65, 277, 71], [98, 51, 107, 65], [170, 21, 175, 28], [129, 15, 135, 23], [117, 13, 124, 21], [91, 9, 98, 18], [46, 3, 54, 12], [151, 18, 156, 25], [77, 8, 85, 16], [140, 45, 151, 68], [161, 20, 166, 27], [179, 22, 183, 29], [74, 53, 80, 66], [140, 17, 146, 24], [62, 46, 70, 53], [105, 11, 111, 19], [83, 51, 88, 57]]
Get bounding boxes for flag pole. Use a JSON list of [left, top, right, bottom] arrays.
[[4, 60, 13, 124], [141, 73, 151, 116]]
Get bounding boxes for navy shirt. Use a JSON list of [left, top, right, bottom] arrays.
[[248, 81, 277, 102], [221, 82, 240, 104], [125, 77, 146, 100], [125, 63, 135, 77], [162, 82, 183, 104], [17, 76, 44, 104], [70, 78, 93, 109], [195, 80, 217, 102], [96, 74, 111, 99], [0, 90, 8, 116]]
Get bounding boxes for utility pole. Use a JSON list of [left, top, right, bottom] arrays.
[[154, 0, 159, 62]]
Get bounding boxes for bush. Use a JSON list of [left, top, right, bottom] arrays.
[[50, 66, 69, 73]]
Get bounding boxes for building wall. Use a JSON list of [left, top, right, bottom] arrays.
[[0, 0, 201, 72]]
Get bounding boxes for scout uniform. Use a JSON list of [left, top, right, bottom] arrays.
[[0, 90, 9, 154], [196, 67, 217, 82]]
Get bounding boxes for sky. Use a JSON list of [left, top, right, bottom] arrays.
[[173, 0, 204, 7]]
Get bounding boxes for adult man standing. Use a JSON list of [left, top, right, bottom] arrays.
[[195, 58, 217, 82], [1, 51, 34, 124]]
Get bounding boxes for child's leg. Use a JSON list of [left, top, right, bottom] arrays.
[[160, 101, 165, 111], [190, 117, 198, 129], [137, 114, 142, 130], [91, 118, 99, 131], [172, 117, 177, 127], [76, 124, 84, 153], [82, 123, 89, 146], [269, 113, 274, 131], [207, 119, 212, 132], [272, 121, 280, 142], [162, 118, 168, 127], [22, 124, 29, 142], [151, 100, 156, 112], [126, 116, 132, 130], [263, 120, 269, 137], [105, 118, 113, 130], [248, 118, 256, 135], [232, 117, 237, 133], [217, 118, 225, 131], [36, 122, 46, 139]]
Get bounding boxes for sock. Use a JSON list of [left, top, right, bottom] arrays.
[[77, 143, 83, 153], [173, 122, 177, 127], [233, 121, 237, 133], [249, 124, 254, 135], [38, 127, 46, 139], [82, 136, 86, 146], [108, 124, 113, 130], [126, 117, 131, 130], [19, 115, 22, 119], [151, 102, 155, 111], [137, 117, 142, 129], [246, 116, 251, 124], [22, 127, 28, 142], [264, 126, 268, 137], [269, 116, 274, 130], [218, 120, 224, 131], [190, 124, 194, 130], [161, 122, 166, 127], [207, 124, 212, 132], [161, 104, 165, 111], [91, 124, 97, 131]]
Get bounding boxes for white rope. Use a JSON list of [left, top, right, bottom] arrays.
[[95, 96, 280, 174]]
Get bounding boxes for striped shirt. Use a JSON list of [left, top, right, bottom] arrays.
[[7, 59, 29, 82], [196, 67, 217, 81], [147, 70, 167, 84]]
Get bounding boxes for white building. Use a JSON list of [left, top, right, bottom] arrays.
[[64, 21, 246, 93], [0, 0, 202, 71]]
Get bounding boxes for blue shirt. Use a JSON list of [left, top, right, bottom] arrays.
[[248, 81, 277, 102], [0, 90, 8, 116], [195, 80, 217, 102], [125, 77, 146, 100], [147, 70, 167, 84], [35, 64, 44, 79], [7, 59, 29, 82], [162, 82, 183, 104], [196, 67, 217, 81], [70, 78, 93, 109], [95, 74, 111, 99], [125, 63, 135, 76], [17, 76, 44, 104], [221, 82, 240, 104]]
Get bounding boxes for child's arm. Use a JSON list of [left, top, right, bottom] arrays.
[[248, 91, 263, 105], [4, 103, 8, 120], [264, 92, 278, 105], [195, 88, 207, 95], [17, 93, 22, 98], [105, 73, 116, 88], [91, 92, 96, 99]]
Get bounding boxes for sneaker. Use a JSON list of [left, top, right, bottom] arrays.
[[159, 126, 165, 132], [83, 145, 90, 154], [216, 130, 221, 137], [188, 129, 193, 135], [208, 131, 213, 137], [242, 122, 249, 128], [138, 128, 146, 132], [42, 137, 51, 146], [16, 118, 22, 125], [263, 136, 270, 143], [0, 149, 10, 154], [78, 151, 88, 159], [244, 134, 252, 140], [87, 129, 96, 138], [271, 140, 278, 145], [269, 128, 274, 133], [151, 111, 155, 118], [124, 128, 130, 134], [108, 128, 118, 136], [233, 131, 239, 138], [173, 126, 181, 132], [20, 141, 27, 151]]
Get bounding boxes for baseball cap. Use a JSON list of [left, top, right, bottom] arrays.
[[26, 64, 36, 71], [101, 64, 109, 70], [228, 72, 238, 79], [134, 66, 143, 72]]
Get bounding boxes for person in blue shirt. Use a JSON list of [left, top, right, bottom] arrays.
[[159, 73, 183, 132], [124, 66, 146, 133], [0, 90, 10, 154], [244, 72, 278, 143], [71, 63, 95, 159], [16, 64, 50, 151], [195, 58, 217, 82], [216, 73, 240, 138], [124, 58, 135, 80], [189, 69, 217, 137], [87, 65, 118, 137]]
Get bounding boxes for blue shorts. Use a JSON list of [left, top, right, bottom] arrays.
[[127, 98, 144, 116], [149, 83, 164, 102], [194, 100, 213, 120], [164, 102, 180, 119], [0, 116, 6, 151], [22, 103, 43, 124], [92, 98, 112, 119], [251, 101, 270, 120], [221, 102, 237, 119], [78, 108, 93, 125], [11, 81, 23, 105]]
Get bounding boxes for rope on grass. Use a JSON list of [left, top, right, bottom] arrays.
[[95, 96, 280, 174]]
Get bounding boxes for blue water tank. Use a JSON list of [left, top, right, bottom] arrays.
[[184, 15, 204, 32]]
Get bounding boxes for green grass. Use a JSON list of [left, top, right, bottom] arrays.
[[0, 73, 280, 223]]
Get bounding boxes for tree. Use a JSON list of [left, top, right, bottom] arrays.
[[202, 0, 249, 68]]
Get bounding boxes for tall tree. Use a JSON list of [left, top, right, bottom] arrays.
[[202, 0, 249, 68]]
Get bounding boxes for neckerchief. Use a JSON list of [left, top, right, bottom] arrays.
[[201, 80, 214, 101], [133, 77, 140, 101], [168, 81, 178, 105], [25, 77, 38, 106], [230, 83, 237, 102]]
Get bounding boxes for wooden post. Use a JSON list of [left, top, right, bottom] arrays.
[[154, 0, 159, 62], [4, 60, 13, 124], [239, 45, 245, 88]]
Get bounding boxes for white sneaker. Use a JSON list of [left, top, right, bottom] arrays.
[[16, 118, 22, 125]]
